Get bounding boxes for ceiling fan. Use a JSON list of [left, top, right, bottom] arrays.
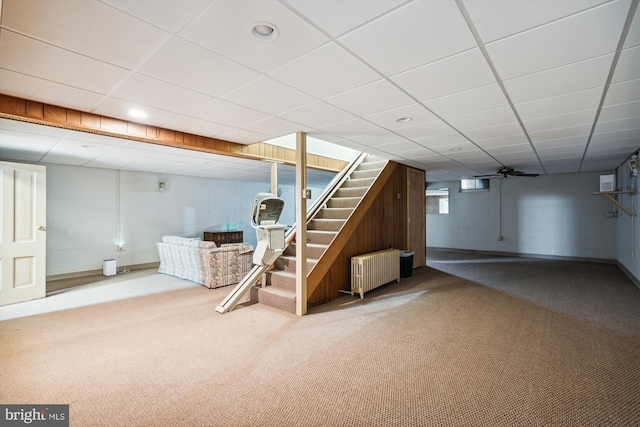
[[474, 167, 540, 178]]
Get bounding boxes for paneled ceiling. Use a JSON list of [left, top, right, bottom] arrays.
[[0, 0, 638, 182]]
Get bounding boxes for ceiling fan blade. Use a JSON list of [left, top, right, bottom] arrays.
[[473, 174, 499, 178], [507, 171, 539, 177]]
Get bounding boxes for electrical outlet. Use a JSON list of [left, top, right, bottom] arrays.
[[118, 244, 127, 251]]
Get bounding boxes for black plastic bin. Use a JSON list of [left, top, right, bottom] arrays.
[[400, 250, 414, 278]]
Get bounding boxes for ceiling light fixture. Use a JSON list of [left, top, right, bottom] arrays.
[[129, 109, 147, 119], [449, 147, 461, 152], [251, 22, 279, 42], [396, 117, 412, 123]]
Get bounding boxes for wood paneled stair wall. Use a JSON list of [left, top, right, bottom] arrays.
[[251, 156, 400, 313]]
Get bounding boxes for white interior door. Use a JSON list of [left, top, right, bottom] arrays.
[[0, 161, 47, 306]]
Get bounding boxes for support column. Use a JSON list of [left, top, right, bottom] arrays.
[[295, 132, 308, 316], [270, 161, 278, 196]]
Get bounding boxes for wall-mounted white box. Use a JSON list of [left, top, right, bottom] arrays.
[[600, 174, 615, 192], [103, 259, 116, 276]]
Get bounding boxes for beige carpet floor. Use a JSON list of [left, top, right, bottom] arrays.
[[1, 252, 639, 426]]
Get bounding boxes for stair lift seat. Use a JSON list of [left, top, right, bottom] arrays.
[[251, 193, 286, 266]]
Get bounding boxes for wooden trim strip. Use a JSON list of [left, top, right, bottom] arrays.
[[0, 94, 347, 172]]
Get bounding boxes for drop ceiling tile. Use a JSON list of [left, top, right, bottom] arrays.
[[463, 122, 526, 142], [364, 103, 440, 130], [0, 118, 70, 138], [109, 146, 167, 158], [415, 132, 470, 149], [463, 0, 608, 43], [94, 97, 181, 127], [189, 100, 270, 128], [490, 152, 539, 163], [536, 144, 586, 160], [424, 84, 509, 119], [102, 0, 207, 33], [474, 134, 530, 149], [0, 30, 128, 95], [84, 153, 146, 169], [278, 101, 356, 129], [485, 144, 534, 156], [179, 0, 328, 73], [598, 101, 640, 122], [56, 138, 119, 153], [374, 140, 427, 153], [448, 107, 519, 132], [0, 70, 104, 112], [503, 53, 614, 104], [612, 46, 640, 83], [111, 74, 213, 115], [0, 129, 60, 161], [339, 1, 476, 76], [324, 79, 414, 117], [41, 146, 102, 165], [426, 140, 479, 154], [391, 48, 496, 102], [542, 158, 581, 173], [122, 141, 174, 154], [139, 38, 260, 97], [533, 136, 588, 150], [580, 156, 624, 172], [594, 116, 640, 134], [2, 0, 169, 69], [486, 0, 629, 80], [284, 0, 403, 37], [603, 79, 640, 106], [221, 77, 316, 116], [215, 128, 270, 145], [590, 128, 640, 145], [529, 124, 592, 143], [317, 118, 384, 139], [514, 87, 603, 121], [394, 121, 456, 140], [523, 109, 597, 134], [163, 116, 234, 138], [445, 150, 493, 162], [350, 131, 406, 147], [243, 116, 311, 139], [269, 43, 380, 99]]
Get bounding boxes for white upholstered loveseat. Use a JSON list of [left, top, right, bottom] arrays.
[[157, 236, 253, 289]]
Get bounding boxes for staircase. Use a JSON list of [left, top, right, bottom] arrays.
[[254, 155, 387, 313]]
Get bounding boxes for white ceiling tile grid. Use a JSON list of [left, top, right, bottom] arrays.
[[0, 0, 638, 182]]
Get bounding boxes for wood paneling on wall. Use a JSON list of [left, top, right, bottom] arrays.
[[308, 162, 415, 306], [0, 94, 346, 173]]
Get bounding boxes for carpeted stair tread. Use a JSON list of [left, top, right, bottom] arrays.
[[316, 208, 353, 219], [257, 286, 296, 313], [266, 270, 296, 292]]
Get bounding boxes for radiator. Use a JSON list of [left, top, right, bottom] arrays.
[[350, 249, 400, 299]]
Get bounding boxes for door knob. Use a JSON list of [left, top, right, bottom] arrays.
[[38, 225, 46, 231]]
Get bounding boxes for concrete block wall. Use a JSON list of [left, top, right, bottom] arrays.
[[427, 171, 617, 261]]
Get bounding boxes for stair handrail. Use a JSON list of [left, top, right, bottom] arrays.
[[285, 151, 368, 243]]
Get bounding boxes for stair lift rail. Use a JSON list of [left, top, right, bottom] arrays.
[[285, 152, 368, 244]]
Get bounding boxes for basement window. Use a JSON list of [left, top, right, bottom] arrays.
[[426, 188, 449, 214], [460, 179, 490, 192]]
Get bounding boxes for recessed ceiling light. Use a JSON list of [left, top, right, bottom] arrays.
[[129, 109, 147, 119], [251, 22, 279, 42], [396, 117, 412, 123], [81, 145, 94, 149], [449, 147, 461, 152]]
